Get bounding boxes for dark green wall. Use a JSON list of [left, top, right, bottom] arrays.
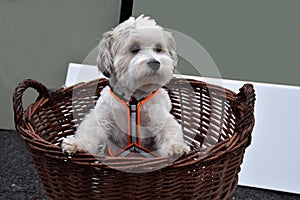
[[134, 0, 300, 86], [0, 0, 120, 129]]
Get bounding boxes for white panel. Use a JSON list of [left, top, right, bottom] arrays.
[[65, 63, 104, 87]]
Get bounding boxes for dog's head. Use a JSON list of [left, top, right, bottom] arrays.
[[97, 15, 177, 97]]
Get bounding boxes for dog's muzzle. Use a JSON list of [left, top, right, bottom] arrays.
[[147, 59, 160, 71]]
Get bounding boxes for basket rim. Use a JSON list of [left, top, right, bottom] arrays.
[[13, 77, 255, 169]]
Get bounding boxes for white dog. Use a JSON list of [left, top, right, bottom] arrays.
[[62, 15, 190, 157]]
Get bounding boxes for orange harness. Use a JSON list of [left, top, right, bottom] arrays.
[[107, 88, 159, 158]]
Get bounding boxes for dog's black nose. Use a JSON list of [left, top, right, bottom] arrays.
[[147, 60, 160, 71]]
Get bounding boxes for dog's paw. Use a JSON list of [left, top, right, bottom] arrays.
[[61, 136, 85, 155], [162, 143, 190, 157]]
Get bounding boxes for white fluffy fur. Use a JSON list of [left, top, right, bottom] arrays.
[[62, 15, 189, 157]]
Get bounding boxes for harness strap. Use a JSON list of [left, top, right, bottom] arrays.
[[109, 88, 159, 158]]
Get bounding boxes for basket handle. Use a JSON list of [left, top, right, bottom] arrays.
[[232, 84, 256, 143], [13, 79, 51, 128]]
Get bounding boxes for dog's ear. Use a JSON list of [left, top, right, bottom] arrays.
[[97, 31, 114, 78], [165, 31, 178, 71]]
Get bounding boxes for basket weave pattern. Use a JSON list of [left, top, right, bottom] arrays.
[[13, 78, 255, 200]]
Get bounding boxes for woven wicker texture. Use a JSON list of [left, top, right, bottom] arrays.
[[13, 78, 255, 200]]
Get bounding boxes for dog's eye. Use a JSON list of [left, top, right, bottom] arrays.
[[154, 45, 163, 53], [130, 45, 141, 54]]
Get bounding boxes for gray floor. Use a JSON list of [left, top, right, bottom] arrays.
[[1, 129, 299, 200]]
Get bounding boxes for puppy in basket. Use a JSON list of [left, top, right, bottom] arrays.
[[62, 15, 190, 157]]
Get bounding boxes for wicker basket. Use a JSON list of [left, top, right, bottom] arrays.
[[13, 78, 255, 200]]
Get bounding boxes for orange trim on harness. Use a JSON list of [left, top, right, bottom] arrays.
[[110, 90, 131, 145], [137, 91, 159, 145], [108, 89, 159, 157]]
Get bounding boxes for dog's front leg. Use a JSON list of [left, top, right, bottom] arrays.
[[62, 108, 108, 155], [156, 115, 190, 157]]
